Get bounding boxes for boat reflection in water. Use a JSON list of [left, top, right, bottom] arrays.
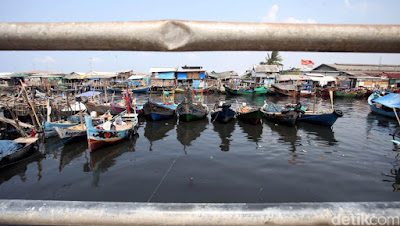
[[237, 120, 263, 148], [264, 120, 302, 165], [382, 153, 400, 192], [176, 119, 208, 153], [296, 122, 337, 147], [59, 140, 87, 172], [212, 120, 236, 152], [0, 154, 44, 186], [144, 118, 177, 152], [85, 134, 138, 187]]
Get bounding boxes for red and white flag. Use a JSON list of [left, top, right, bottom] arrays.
[[301, 59, 314, 65]]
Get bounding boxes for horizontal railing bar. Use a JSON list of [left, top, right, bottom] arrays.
[[0, 20, 399, 52], [1, 199, 400, 225]]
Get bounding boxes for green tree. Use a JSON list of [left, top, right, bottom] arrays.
[[260, 51, 283, 66]]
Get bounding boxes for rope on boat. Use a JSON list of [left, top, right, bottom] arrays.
[[147, 150, 182, 202]]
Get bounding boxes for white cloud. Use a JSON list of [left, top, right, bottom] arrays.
[[34, 56, 56, 64], [261, 4, 279, 22], [284, 17, 317, 24]]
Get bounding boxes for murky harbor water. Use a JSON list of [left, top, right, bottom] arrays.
[[1, 94, 400, 203]]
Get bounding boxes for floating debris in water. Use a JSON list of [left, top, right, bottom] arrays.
[[210, 156, 214, 159], [301, 150, 307, 153]]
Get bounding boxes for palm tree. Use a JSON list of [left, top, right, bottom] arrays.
[[260, 51, 283, 67]]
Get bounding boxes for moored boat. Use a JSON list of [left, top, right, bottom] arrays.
[[143, 100, 177, 121], [177, 99, 209, 122], [130, 86, 151, 93], [334, 88, 365, 98], [54, 123, 86, 144], [84, 101, 119, 115], [368, 91, 400, 118], [297, 109, 343, 127], [211, 102, 235, 123], [0, 136, 38, 167], [272, 83, 298, 97], [261, 102, 300, 126], [224, 85, 268, 95], [236, 103, 263, 125], [110, 103, 144, 116], [43, 121, 79, 138], [85, 115, 138, 152]]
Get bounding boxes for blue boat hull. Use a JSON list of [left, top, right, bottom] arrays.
[[145, 113, 174, 121], [143, 101, 177, 121], [131, 86, 151, 93], [370, 104, 397, 118], [211, 108, 235, 123], [297, 112, 340, 127], [43, 121, 78, 138]]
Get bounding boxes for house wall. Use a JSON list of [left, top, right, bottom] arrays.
[[355, 79, 389, 88]]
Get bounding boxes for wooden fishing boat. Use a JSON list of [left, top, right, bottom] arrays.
[[334, 89, 365, 98], [85, 115, 138, 152], [110, 103, 144, 115], [0, 136, 38, 167], [130, 86, 151, 93], [43, 121, 79, 138], [54, 123, 86, 144], [174, 87, 187, 93], [272, 83, 298, 96], [236, 103, 263, 125], [261, 102, 299, 126], [193, 88, 210, 94], [297, 109, 343, 127], [368, 91, 400, 118], [107, 87, 123, 94], [211, 102, 235, 123], [143, 100, 177, 121], [224, 85, 268, 95], [177, 99, 209, 122], [84, 101, 119, 115]]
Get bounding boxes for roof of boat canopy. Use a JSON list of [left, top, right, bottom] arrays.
[[373, 93, 400, 108]]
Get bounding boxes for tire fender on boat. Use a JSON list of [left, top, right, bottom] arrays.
[[334, 109, 344, 117]]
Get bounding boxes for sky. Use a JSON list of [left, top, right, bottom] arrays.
[[0, 0, 399, 74]]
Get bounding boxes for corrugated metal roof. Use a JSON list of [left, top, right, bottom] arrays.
[[0, 73, 12, 79], [253, 65, 280, 73], [318, 63, 400, 73], [128, 75, 145, 80], [387, 73, 400, 79], [149, 67, 178, 73], [87, 71, 117, 79], [207, 71, 238, 79], [64, 74, 88, 79], [30, 74, 64, 78], [276, 74, 311, 81], [177, 68, 206, 73]]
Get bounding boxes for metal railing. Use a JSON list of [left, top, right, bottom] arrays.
[[1, 20, 400, 225], [1, 200, 400, 225], [0, 20, 399, 52]]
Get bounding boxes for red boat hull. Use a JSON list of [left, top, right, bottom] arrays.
[[88, 138, 123, 152]]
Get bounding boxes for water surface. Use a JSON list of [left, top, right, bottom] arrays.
[[1, 94, 399, 203]]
